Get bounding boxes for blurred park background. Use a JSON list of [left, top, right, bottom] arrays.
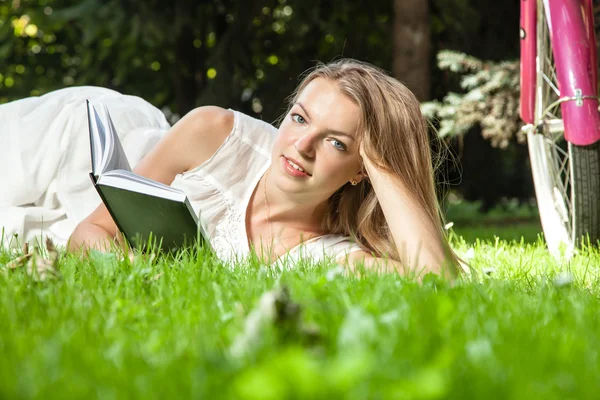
[[0, 0, 552, 241]]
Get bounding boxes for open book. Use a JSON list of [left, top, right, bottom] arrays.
[[87, 100, 204, 251]]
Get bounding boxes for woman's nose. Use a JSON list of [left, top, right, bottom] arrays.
[[294, 133, 316, 158]]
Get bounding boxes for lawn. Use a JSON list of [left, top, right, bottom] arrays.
[[1, 218, 600, 399]]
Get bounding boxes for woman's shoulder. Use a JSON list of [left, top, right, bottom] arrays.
[[184, 106, 277, 136], [183, 107, 277, 160], [229, 108, 279, 147], [181, 106, 235, 150], [184, 105, 233, 128], [173, 107, 276, 183]]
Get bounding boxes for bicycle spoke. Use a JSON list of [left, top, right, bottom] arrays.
[[545, 109, 560, 120], [542, 72, 560, 97], [546, 138, 568, 158], [548, 130, 563, 143], [543, 49, 559, 86], [529, 0, 578, 246], [548, 146, 567, 183], [549, 62, 559, 92], [543, 9, 571, 214], [545, 138, 572, 216], [557, 153, 569, 178]]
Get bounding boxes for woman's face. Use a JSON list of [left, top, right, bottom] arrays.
[[271, 77, 365, 202]]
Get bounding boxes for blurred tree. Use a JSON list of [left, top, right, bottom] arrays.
[[422, 50, 522, 149], [1, 0, 519, 119], [393, 0, 430, 100], [0, 0, 532, 208], [0, 0, 394, 120]]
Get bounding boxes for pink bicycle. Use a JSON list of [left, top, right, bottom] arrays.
[[520, 0, 600, 254]]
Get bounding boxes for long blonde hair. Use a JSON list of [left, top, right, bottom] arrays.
[[285, 59, 462, 272]]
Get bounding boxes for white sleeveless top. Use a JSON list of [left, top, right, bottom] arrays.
[[170, 109, 363, 267]]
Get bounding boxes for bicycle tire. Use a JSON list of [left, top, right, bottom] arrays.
[[527, 0, 600, 254], [570, 141, 600, 244]]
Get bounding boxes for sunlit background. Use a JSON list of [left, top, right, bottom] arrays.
[[0, 0, 552, 240]]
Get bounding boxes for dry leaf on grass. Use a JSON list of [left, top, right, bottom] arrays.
[[4, 242, 33, 271], [229, 285, 320, 358], [3, 238, 60, 282], [151, 272, 163, 281]]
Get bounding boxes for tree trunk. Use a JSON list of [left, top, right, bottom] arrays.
[[173, 0, 198, 115], [393, 0, 431, 101]]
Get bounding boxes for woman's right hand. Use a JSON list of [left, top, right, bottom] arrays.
[[67, 220, 118, 253]]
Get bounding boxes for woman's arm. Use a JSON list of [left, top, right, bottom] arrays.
[[68, 106, 234, 253], [338, 154, 458, 279]]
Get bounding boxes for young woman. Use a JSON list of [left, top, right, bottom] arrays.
[[67, 59, 463, 278]]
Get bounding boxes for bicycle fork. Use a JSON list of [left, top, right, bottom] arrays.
[[520, 0, 600, 146]]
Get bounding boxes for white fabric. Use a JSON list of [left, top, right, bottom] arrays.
[[0, 86, 170, 248], [170, 109, 364, 266], [0, 89, 362, 264]]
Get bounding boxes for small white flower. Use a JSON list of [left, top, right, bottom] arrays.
[[379, 310, 400, 324], [444, 221, 455, 230], [464, 247, 475, 261], [338, 307, 377, 350], [465, 338, 493, 362], [554, 271, 573, 287], [229, 290, 278, 358], [326, 265, 345, 281]]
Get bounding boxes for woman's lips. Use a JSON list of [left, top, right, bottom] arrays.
[[281, 156, 310, 177]]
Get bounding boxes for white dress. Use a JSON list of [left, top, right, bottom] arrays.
[[170, 109, 364, 266], [1, 88, 362, 265], [0, 87, 170, 248]]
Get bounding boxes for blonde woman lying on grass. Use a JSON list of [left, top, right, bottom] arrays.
[[65, 59, 465, 279]]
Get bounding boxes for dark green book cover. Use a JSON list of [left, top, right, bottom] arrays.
[[96, 181, 201, 251], [87, 100, 206, 252]]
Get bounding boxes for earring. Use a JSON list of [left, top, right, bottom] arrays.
[[350, 180, 358, 186]]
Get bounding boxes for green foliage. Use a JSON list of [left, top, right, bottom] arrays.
[[0, 0, 532, 207], [2, 231, 600, 398], [422, 50, 523, 149], [0, 0, 393, 117]]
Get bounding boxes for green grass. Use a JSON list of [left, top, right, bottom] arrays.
[[2, 224, 600, 399], [445, 196, 543, 244], [452, 222, 542, 244]]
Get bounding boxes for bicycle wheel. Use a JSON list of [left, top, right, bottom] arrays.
[[527, 0, 600, 255]]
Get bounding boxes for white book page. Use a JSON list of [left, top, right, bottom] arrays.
[[87, 101, 132, 175], [97, 170, 186, 202], [88, 100, 105, 175]]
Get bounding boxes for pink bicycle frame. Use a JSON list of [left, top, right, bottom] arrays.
[[520, 0, 600, 146], [520, 0, 536, 124]]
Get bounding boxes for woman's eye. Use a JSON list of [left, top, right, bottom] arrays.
[[330, 139, 347, 151], [291, 114, 306, 124]]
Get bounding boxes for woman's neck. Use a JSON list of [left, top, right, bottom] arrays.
[[259, 171, 327, 237]]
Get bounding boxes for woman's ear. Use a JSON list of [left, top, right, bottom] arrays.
[[352, 169, 369, 184]]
